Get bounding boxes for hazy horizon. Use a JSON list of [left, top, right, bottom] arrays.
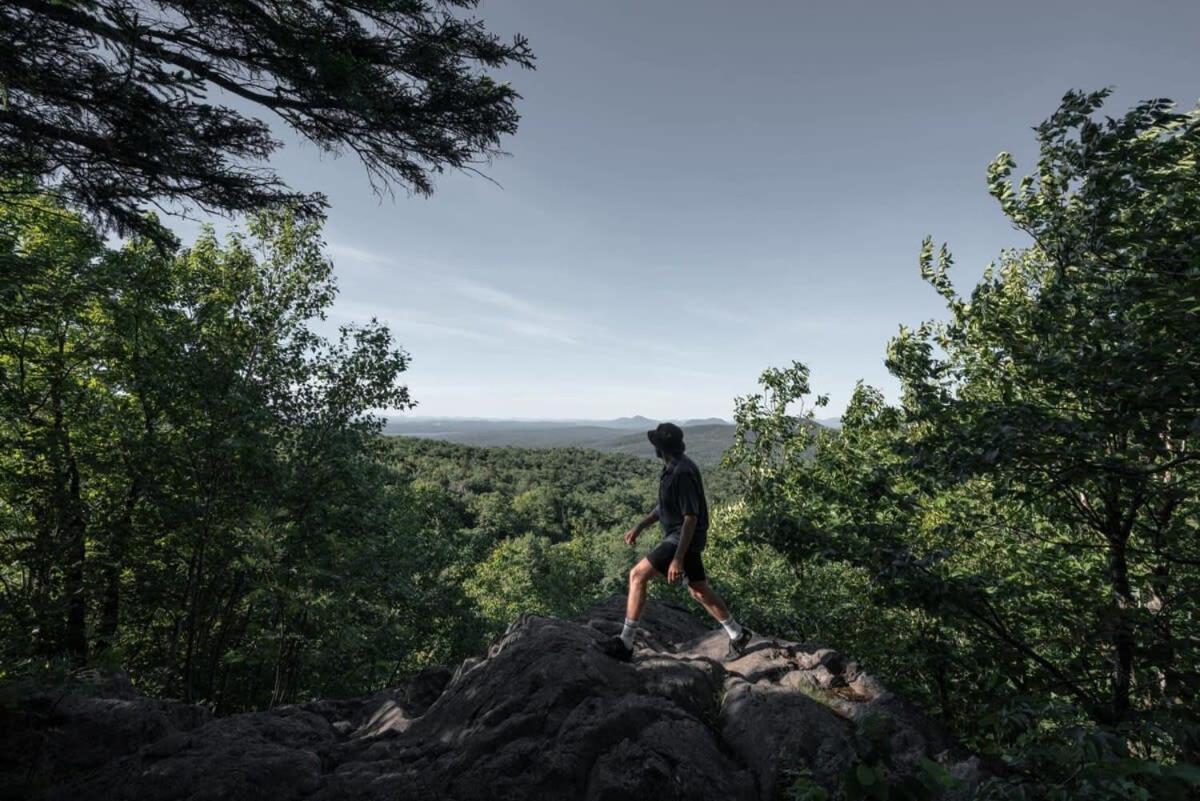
[[385, 413, 735, 422], [165, 0, 1200, 420]]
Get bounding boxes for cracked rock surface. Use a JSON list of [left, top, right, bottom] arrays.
[[5, 597, 983, 801]]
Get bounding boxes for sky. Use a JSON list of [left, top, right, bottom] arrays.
[[170, 0, 1200, 420]]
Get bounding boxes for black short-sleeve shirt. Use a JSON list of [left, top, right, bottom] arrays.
[[655, 455, 708, 550]]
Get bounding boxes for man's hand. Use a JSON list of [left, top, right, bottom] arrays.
[[627, 509, 659, 546], [668, 558, 684, 583]]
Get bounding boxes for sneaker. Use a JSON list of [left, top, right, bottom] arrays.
[[725, 628, 753, 660], [597, 636, 634, 662]]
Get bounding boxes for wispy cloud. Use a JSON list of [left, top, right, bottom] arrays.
[[448, 277, 583, 345], [501, 319, 580, 345], [327, 300, 495, 343], [326, 242, 393, 270], [331, 268, 719, 359], [657, 364, 724, 380], [400, 319, 496, 343], [689, 302, 752, 326], [330, 280, 588, 347], [451, 278, 550, 319]]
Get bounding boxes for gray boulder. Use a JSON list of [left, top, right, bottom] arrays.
[[0, 673, 211, 800], [10, 598, 984, 801]]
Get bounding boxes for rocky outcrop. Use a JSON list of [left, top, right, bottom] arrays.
[[3, 598, 983, 801], [0, 672, 211, 800]]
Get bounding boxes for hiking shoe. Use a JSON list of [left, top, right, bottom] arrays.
[[597, 636, 634, 662], [725, 628, 753, 660]]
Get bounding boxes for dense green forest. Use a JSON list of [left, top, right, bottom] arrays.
[[2, 22, 1199, 795], [0, 238, 759, 706], [0, 220, 764, 704], [716, 92, 1200, 799]]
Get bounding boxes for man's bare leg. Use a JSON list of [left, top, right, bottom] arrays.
[[625, 558, 660, 622], [600, 559, 662, 660], [687, 580, 748, 646], [685, 580, 730, 620]]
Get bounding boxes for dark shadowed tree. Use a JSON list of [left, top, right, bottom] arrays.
[[888, 90, 1200, 725], [0, 1, 533, 237], [727, 91, 1200, 799]]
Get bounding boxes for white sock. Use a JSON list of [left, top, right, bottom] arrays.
[[619, 618, 638, 649], [720, 616, 743, 640]]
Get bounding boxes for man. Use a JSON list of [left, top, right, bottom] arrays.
[[599, 422, 752, 661]]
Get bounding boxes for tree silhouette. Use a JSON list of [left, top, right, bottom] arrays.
[[1, 1, 533, 237]]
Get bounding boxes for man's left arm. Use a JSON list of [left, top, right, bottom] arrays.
[[669, 472, 704, 583], [669, 515, 697, 582]]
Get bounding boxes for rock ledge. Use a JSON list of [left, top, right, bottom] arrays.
[[3, 597, 983, 801]]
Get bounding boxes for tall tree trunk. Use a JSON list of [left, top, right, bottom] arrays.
[[31, 521, 60, 658], [271, 607, 307, 708], [181, 530, 207, 704], [63, 451, 87, 666], [50, 336, 88, 667], [214, 596, 255, 715], [203, 573, 245, 701], [97, 477, 139, 652], [1147, 490, 1180, 701], [1106, 529, 1134, 721]]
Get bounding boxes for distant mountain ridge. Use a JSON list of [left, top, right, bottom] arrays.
[[383, 415, 737, 464], [382, 414, 840, 464], [388, 415, 731, 428]]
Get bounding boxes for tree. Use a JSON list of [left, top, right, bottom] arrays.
[[512, 485, 568, 541], [1, 1, 534, 237], [728, 91, 1200, 797], [0, 189, 108, 665], [464, 533, 601, 634], [888, 90, 1200, 724], [0, 193, 424, 709]]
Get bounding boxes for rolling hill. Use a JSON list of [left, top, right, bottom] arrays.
[[383, 416, 739, 464]]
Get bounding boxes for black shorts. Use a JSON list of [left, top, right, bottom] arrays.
[[645, 540, 706, 584]]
